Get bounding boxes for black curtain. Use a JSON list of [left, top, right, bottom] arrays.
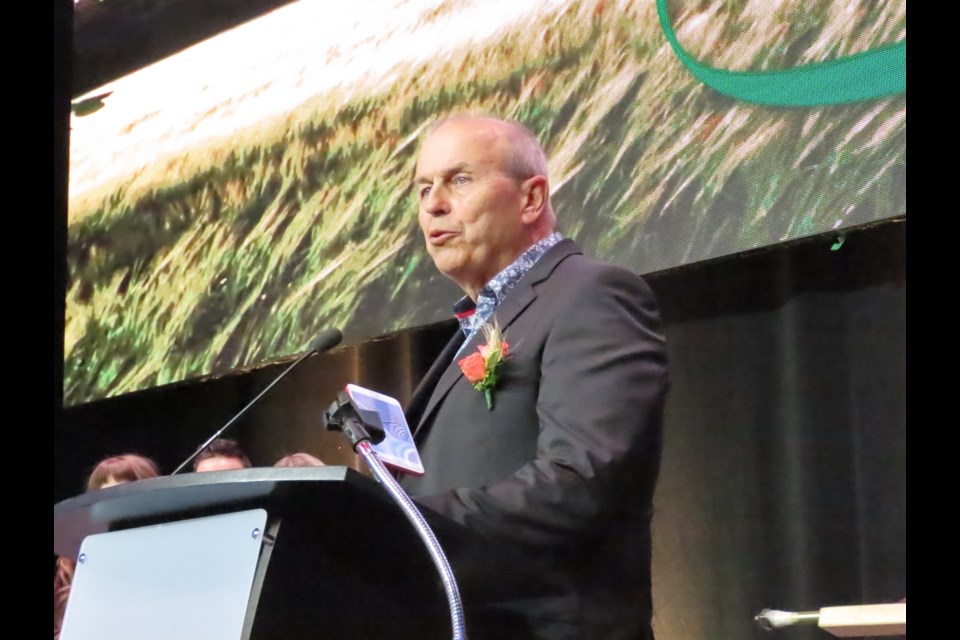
[[647, 221, 905, 639]]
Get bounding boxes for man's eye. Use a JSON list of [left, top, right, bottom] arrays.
[[454, 175, 469, 185], [419, 186, 431, 198]]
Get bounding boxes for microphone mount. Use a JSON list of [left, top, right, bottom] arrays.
[[322, 390, 467, 640], [323, 391, 386, 446]]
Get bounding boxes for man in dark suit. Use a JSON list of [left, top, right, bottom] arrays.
[[402, 115, 668, 639]]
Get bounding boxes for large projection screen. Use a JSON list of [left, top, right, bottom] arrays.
[[64, 0, 906, 406]]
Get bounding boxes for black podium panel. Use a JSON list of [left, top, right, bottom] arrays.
[[55, 467, 448, 638], [54, 466, 547, 639]]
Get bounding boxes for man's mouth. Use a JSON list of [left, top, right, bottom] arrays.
[[429, 230, 457, 244]]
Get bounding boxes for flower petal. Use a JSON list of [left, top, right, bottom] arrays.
[[458, 352, 487, 384]]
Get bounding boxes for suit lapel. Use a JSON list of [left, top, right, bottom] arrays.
[[412, 239, 583, 437], [407, 329, 464, 436]]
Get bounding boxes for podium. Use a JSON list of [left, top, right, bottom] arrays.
[[53, 466, 543, 640]]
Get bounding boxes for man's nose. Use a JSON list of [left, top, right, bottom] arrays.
[[422, 184, 450, 215]]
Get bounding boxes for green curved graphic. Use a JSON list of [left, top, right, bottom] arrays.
[[656, 0, 906, 106]]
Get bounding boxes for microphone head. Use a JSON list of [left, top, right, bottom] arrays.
[[309, 328, 343, 354]]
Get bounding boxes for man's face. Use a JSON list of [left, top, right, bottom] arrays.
[[98, 475, 126, 489], [195, 456, 247, 472], [414, 119, 532, 297]]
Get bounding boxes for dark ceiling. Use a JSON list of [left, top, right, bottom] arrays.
[[72, 0, 299, 98]]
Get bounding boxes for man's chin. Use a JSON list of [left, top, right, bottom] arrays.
[[431, 260, 472, 291], [428, 253, 464, 278], [436, 265, 465, 284]]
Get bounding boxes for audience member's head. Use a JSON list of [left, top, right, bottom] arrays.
[[273, 452, 326, 468], [56, 453, 161, 638], [192, 438, 252, 472], [86, 453, 161, 491]]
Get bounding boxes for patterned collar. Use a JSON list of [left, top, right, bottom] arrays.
[[453, 231, 563, 339]]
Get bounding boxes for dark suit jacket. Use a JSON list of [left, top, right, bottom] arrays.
[[402, 239, 668, 639]]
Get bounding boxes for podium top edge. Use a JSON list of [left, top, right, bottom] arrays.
[[53, 466, 377, 557]]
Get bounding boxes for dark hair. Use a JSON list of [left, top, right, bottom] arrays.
[[192, 438, 251, 470]]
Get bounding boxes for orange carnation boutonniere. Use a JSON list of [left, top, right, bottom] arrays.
[[458, 319, 510, 410]]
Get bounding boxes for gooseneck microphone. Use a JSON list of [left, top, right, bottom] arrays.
[[171, 328, 343, 475], [323, 392, 467, 640]]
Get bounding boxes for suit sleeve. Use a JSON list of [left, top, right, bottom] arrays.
[[414, 264, 668, 549]]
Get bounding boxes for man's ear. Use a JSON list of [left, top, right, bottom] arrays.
[[520, 175, 549, 224]]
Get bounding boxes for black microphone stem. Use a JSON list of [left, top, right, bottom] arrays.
[[171, 347, 318, 475]]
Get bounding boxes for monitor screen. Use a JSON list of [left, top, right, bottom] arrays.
[[64, 0, 906, 405]]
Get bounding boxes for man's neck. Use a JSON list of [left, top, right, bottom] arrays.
[[459, 229, 555, 300]]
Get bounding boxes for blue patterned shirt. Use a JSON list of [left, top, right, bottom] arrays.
[[453, 231, 563, 349]]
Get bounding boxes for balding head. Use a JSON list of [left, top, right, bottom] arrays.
[[414, 114, 556, 298], [424, 114, 556, 223]]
